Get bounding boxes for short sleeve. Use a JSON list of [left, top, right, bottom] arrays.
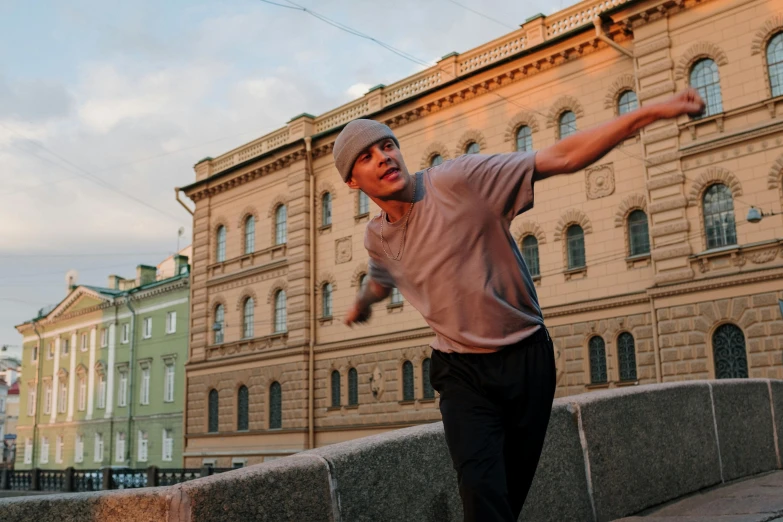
[[368, 256, 396, 288], [449, 151, 537, 221]]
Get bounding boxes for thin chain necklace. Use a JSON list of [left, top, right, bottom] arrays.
[[380, 175, 417, 261]]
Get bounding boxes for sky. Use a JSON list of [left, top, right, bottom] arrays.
[[0, 0, 581, 354]]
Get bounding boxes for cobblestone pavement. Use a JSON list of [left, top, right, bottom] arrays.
[[614, 471, 783, 522]]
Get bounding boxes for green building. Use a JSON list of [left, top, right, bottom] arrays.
[[14, 255, 190, 470]]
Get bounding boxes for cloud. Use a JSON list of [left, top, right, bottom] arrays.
[[346, 83, 373, 98], [0, 75, 74, 122]]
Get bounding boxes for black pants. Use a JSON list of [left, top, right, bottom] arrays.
[[430, 327, 556, 522]]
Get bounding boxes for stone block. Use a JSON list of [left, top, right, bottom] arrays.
[[747, 324, 767, 338], [659, 320, 677, 334], [752, 293, 778, 307], [657, 309, 670, 321], [699, 302, 717, 322], [573, 382, 722, 521], [730, 297, 750, 322], [308, 422, 462, 522], [710, 380, 778, 482], [716, 299, 730, 320], [671, 305, 695, 319], [520, 403, 593, 522]]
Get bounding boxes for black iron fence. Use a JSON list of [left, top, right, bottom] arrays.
[[0, 466, 234, 493]]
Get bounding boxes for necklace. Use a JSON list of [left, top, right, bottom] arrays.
[[380, 176, 417, 261]]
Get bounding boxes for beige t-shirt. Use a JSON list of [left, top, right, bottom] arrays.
[[365, 151, 543, 354]]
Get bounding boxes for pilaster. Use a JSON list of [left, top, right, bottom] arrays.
[[105, 323, 116, 419], [50, 338, 60, 424], [87, 326, 96, 419]]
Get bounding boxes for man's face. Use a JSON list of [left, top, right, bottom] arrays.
[[345, 138, 410, 199]]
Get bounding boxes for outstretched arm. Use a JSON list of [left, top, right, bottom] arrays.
[[344, 278, 391, 327], [534, 88, 705, 180]]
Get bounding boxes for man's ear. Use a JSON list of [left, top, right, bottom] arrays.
[[345, 178, 360, 190]]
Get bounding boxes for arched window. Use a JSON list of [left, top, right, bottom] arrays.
[[516, 126, 532, 152], [430, 154, 443, 167], [269, 382, 282, 429], [274, 290, 287, 333], [703, 184, 737, 249], [244, 216, 255, 254], [559, 111, 576, 139], [213, 304, 225, 344], [767, 33, 783, 97], [208, 389, 219, 433], [322, 283, 332, 318], [617, 333, 637, 382], [275, 205, 287, 245], [348, 368, 358, 406], [402, 361, 414, 401], [322, 193, 332, 227], [589, 336, 607, 384], [465, 142, 480, 155], [243, 297, 254, 339], [713, 324, 748, 379], [358, 191, 370, 215], [422, 358, 434, 399], [390, 287, 403, 305], [628, 210, 650, 256], [566, 225, 585, 270], [237, 385, 249, 431], [690, 59, 723, 118], [617, 90, 638, 115], [331, 370, 341, 408], [216, 226, 226, 263], [521, 235, 540, 277]]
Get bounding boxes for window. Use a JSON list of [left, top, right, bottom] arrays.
[[75, 434, 84, 463], [322, 283, 333, 318], [137, 431, 148, 462], [164, 364, 175, 403], [58, 380, 67, 413], [47, 342, 54, 359], [62, 339, 69, 355], [118, 371, 128, 407], [32, 345, 38, 362], [78, 376, 86, 411], [237, 385, 249, 431], [140, 367, 150, 405], [628, 210, 650, 256], [331, 370, 341, 408], [269, 382, 282, 429], [690, 58, 723, 118], [348, 368, 358, 406], [521, 235, 540, 277], [243, 297, 254, 339], [97, 374, 106, 409], [275, 205, 287, 245], [43, 382, 52, 414], [559, 111, 576, 139], [402, 361, 414, 401], [274, 290, 287, 333], [703, 184, 737, 249], [322, 193, 332, 226], [55, 435, 63, 463], [101, 328, 108, 348], [214, 305, 225, 344], [390, 287, 403, 305], [94, 433, 104, 463], [162, 430, 173, 461], [358, 191, 370, 215], [216, 225, 226, 262], [618, 333, 637, 382], [27, 388, 36, 416], [566, 225, 586, 270], [713, 323, 748, 379], [208, 389, 219, 433], [617, 90, 638, 115], [244, 215, 255, 254], [24, 438, 32, 464], [516, 126, 533, 152], [115, 432, 125, 462], [143, 317, 152, 339], [81, 333, 88, 351], [121, 323, 130, 344], [465, 142, 480, 155], [589, 336, 608, 384], [166, 311, 177, 334], [422, 358, 434, 399], [430, 154, 443, 167], [768, 33, 783, 97], [40, 437, 49, 464]]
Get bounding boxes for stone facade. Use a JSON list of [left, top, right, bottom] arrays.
[[180, 0, 783, 466]]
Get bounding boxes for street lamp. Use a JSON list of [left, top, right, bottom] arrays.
[[747, 206, 779, 223]]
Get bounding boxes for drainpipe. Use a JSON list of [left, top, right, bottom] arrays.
[[650, 295, 662, 383], [305, 136, 316, 450], [174, 188, 194, 216], [31, 319, 45, 468], [593, 17, 634, 58], [125, 296, 137, 466]]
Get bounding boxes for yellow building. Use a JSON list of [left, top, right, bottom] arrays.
[[178, 0, 783, 467]]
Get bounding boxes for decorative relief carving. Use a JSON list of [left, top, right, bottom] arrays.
[[504, 111, 540, 143], [335, 237, 353, 264], [369, 366, 385, 399], [768, 153, 783, 189], [614, 194, 647, 227], [454, 130, 487, 156], [419, 142, 450, 169], [554, 209, 592, 241], [675, 41, 729, 81], [751, 14, 783, 55], [511, 221, 546, 245], [546, 96, 584, 128], [748, 249, 780, 264], [585, 163, 615, 199], [604, 76, 637, 112], [687, 167, 743, 205], [351, 262, 369, 287]]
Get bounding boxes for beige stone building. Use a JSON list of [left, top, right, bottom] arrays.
[[179, 0, 783, 467]]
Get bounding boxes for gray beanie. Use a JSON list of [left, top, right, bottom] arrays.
[[333, 119, 399, 181]]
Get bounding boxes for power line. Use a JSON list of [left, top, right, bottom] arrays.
[[444, 0, 517, 30], [0, 252, 172, 259]]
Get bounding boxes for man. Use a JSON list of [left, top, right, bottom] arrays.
[[335, 88, 705, 521]]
